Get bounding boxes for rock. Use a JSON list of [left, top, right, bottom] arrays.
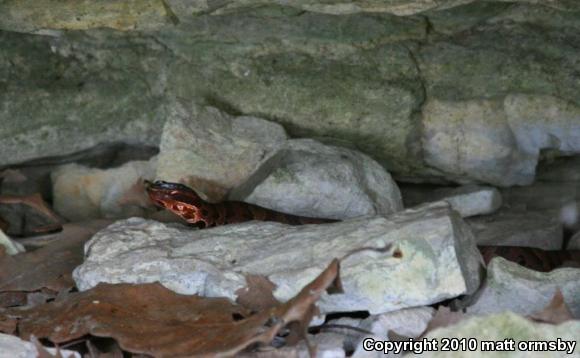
[[0, 333, 80, 358], [52, 159, 156, 221], [73, 202, 484, 315], [402, 185, 501, 218], [2, 0, 576, 35], [155, 101, 288, 201], [0, 30, 165, 167], [422, 312, 579, 357], [0, 0, 171, 33], [569, 232, 580, 250], [352, 307, 435, 357], [0, 334, 36, 358], [466, 257, 580, 318], [3, 3, 580, 185], [466, 210, 563, 250], [229, 139, 403, 220], [421, 95, 580, 186], [0, 230, 25, 256]]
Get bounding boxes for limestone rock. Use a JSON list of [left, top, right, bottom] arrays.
[[73, 202, 483, 315], [52, 158, 156, 221], [3, 0, 576, 35], [422, 312, 580, 357], [155, 101, 288, 201], [402, 185, 501, 218], [0, 230, 25, 256], [0, 333, 80, 358], [353, 307, 435, 357], [3, 3, 580, 186], [467, 257, 580, 318], [421, 95, 580, 186], [0, 0, 172, 33], [466, 210, 563, 249], [229, 139, 403, 220]]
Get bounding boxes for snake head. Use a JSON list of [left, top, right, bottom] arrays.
[[145, 180, 204, 210]]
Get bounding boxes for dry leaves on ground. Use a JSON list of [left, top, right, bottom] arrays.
[[0, 193, 63, 236], [0, 221, 112, 293], [3, 259, 343, 357]]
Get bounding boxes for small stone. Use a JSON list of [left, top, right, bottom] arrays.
[[466, 257, 580, 318], [0, 229, 24, 256], [0, 333, 80, 358], [402, 185, 501, 218], [73, 202, 483, 315], [466, 210, 563, 250], [52, 158, 156, 221], [229, 139, 403, 220]]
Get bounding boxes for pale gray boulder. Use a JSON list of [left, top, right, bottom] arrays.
[[155, 100, 288, 201], [467, 257, 580, 318], [157, 100, 402, 219], [422, 95, 580, 186], [229, 139, 404, 220], [73, 202, 483, 315]]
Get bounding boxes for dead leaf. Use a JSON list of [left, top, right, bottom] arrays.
[[0, 291, 28, 307], [9, 259, 340, 357], [236, 274, 281, 312], [0, 220, 112, 292], [0, 193, 63, 236], [32, 336, 65, 358], [0, 310, 17, 334], [528, 289, 574, 325]]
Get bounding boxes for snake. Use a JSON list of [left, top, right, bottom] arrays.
[[145, 180, 336, 229], [146, 180, 579, 271]]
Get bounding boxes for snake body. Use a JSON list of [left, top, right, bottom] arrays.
[[146, 180, 580, 271], [146, 180, 336, 229]]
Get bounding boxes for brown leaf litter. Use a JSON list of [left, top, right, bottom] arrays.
[[3, 259, 342, 357], [0, 221, 111, 293]]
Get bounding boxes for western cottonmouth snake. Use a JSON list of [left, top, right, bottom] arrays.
[[146, 180, 579, 272], [146, 180, 336, 229]]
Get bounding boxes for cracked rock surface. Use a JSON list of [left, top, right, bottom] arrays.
[[73, 202, 483, 315], [1, 2, 579, 186]]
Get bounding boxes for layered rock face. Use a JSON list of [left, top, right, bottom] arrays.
[[1, 1, 579, 187]]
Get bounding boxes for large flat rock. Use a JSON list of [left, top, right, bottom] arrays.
[[73, 202, 483, 315]]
